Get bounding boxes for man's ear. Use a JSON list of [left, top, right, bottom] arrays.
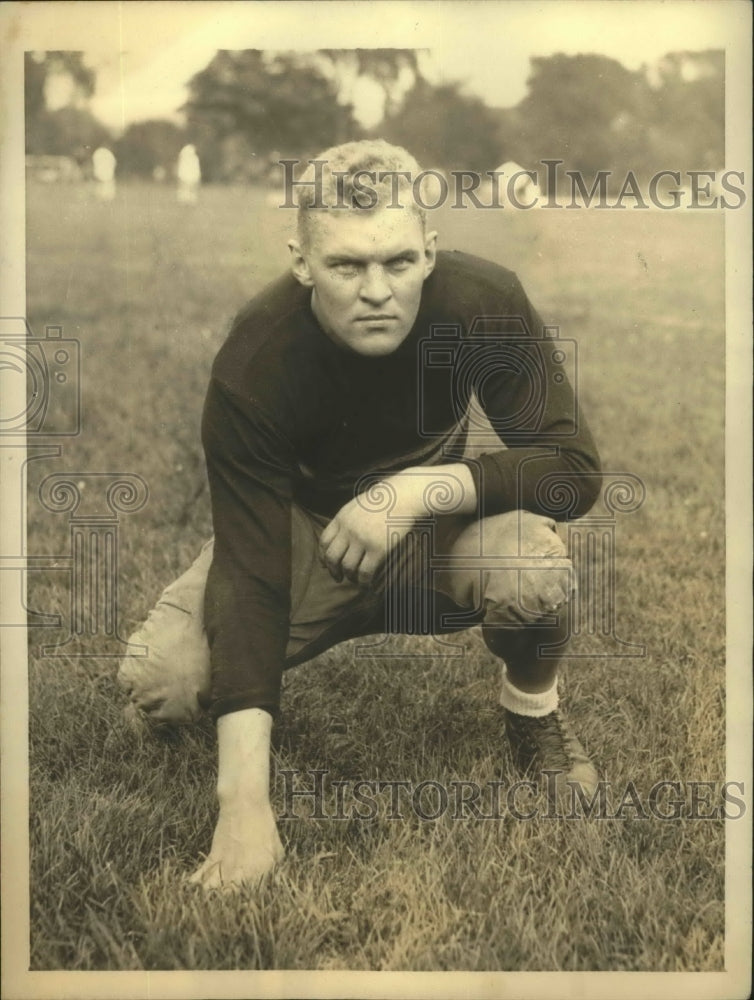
[[423, 230, 438, 280], [288, 239, 314, 287]]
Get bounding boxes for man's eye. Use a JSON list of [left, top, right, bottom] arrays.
[[389, 257, 412, 271], [332, 263, 359, 275]]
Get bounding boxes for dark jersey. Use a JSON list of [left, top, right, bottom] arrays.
[[201, 250, 601, 718]]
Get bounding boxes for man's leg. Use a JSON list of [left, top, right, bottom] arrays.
[[432, 509, 598, 800], [117, 508, 379, 729], [117, 540, 213, 727]]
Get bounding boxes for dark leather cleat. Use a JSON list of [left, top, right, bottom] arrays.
[[504, 708, 599, 806]]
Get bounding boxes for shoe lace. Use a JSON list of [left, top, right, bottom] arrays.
[[511, 712, 572, 772]]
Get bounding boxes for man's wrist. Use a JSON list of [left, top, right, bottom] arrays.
[[387, 470, 429, 519], [216, 707, 273, 803]]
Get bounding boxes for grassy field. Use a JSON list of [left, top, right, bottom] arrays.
[[25, 180, 727, 971]]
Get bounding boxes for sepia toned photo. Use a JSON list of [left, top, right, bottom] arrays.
[[1, 2, 751, 998]]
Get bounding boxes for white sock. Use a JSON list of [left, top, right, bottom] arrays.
[[499, 667, 559, 717]]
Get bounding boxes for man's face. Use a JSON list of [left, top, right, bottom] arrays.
[[289, 208, 437, 357]]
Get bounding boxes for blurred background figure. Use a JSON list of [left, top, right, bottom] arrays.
[[92, 146, 116, 200], [495, 160, 541, 207], [476, 160, 542, 208], [177, 143, 201, 204]]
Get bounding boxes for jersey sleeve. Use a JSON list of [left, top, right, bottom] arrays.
[[463, 274, 602, 520], [201, 375, 297, 719]]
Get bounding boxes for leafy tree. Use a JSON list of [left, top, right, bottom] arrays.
[[183, 50, 358, 180], [115, 120, 188, 177], [381, 79, 501, 171], [515, 54, 652, 175], [25, 51, 107, 159], [490, 50, 724, 182], [319, 49, 422, 117], [25, 53, 50, 125], [25, 51, 96, 120], [646, 50, 724, 170], [30, 106, 111, 164]]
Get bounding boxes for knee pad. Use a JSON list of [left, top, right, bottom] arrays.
[[479, 513, 575, 626], [118, 543, 213, 726], [118, 600, 211, 726]]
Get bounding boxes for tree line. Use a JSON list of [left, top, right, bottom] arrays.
[[25, 48, 724, 184]]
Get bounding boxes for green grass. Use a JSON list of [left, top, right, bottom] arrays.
[[25, 180, 726, 970]]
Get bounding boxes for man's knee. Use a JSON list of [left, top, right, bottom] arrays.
[[118, 604, 211, 725], [118, 544, 213, 726], [478, 511, 575, 627]]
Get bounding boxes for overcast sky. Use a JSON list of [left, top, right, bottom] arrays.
[[19, 0, 743, 131]]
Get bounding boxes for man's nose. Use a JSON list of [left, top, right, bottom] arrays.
[[358, 265, 392, 305]]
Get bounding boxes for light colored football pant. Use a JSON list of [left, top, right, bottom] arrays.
[[118, 507, 573, 725]]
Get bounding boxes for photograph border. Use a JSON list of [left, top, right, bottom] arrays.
[[1, 2, 751, 998]]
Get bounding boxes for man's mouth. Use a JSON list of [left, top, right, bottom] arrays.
[[356, 314, 397, 322]]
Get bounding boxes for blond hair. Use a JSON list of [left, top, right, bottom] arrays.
[[296, 139, 426, 247]]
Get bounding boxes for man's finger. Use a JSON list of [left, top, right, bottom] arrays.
[[319, 518, 338, 553], [323, 535, 350, 581], [340, 548, 365, 584], [357, 553, 381, 587]]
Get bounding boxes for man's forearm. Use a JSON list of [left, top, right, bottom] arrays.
[[391, 463, 478, 519], [189, 705, 284, 888]]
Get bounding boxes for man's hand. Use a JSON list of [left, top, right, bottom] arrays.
[[319, 463, 477, 587], [318, 484, 409, 586], [188, 794, 283, 890]]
